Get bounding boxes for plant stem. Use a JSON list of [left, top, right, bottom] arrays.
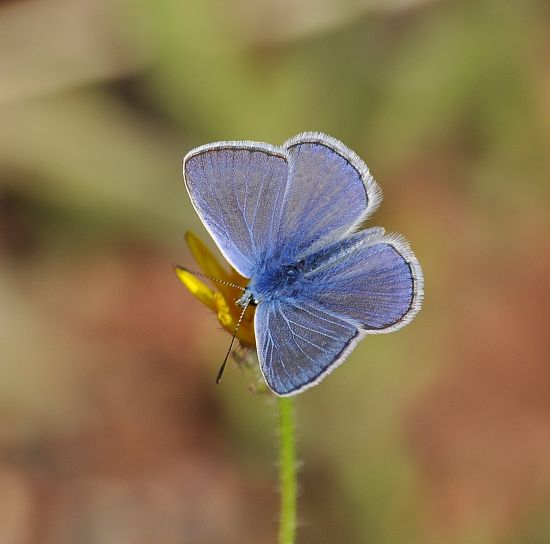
[[278, 396, 297, 544]]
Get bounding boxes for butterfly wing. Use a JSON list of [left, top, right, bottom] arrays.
[[274, 132, 382, 259], [307, 231, 424, 333], [184, 133, 381, 275], [184, 141, 290, 277], [255, 300, 361, 396], [255, 230, 423, 395]]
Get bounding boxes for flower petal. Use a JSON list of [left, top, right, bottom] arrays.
[[185, 230, 249, 302], [185, 231, 233, 282], [175, 267, 216, 311], [213, 293, 256, 346], [212, 292, 233, 325], [236, 323, 256, 347]]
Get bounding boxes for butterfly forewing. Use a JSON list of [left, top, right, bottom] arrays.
[[275, 133, 381, 259], [184, 143, 290, 277]]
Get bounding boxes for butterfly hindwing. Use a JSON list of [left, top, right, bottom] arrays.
[[255, 230, 423, 395], [255, 300, 360, 396], [306, 230, 423, 333]]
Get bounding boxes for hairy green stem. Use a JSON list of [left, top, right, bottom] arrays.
[[278, 396, 297, 544]]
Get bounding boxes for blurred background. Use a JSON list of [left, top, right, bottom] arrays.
[[1, 0, 549, 542]]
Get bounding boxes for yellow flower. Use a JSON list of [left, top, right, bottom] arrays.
[[176, 231, 256, 346]]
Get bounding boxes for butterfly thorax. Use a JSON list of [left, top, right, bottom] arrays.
[[247, 259, 308, 304]]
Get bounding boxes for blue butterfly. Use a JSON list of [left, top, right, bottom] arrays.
[[183, 132, 423, 396]]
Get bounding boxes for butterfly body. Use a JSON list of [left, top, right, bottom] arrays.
[[246, 228, 378, 304], [183, 133, 423, 396], [246, 259, 305, 304]]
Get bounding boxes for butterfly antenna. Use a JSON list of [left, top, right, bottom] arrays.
[[216, 296, 252, 384], [174, 265, 246, 291]]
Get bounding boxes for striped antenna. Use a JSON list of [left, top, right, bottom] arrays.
[[216, 295, 252, 384], [174, 265, 246, 291]]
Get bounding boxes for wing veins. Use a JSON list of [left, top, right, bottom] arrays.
[[299, 305, 355, 332], [267, 309, 294, 383], [279, 312, 318, 364], [202, 154, 250, 265], [232, 152, 256, 254], [285, 316, 342, 341]]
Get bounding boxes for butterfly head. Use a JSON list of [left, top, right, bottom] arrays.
[[236, 290, 258, 308]]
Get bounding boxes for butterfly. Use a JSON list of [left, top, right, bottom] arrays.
[[183, 132, 423, 396]]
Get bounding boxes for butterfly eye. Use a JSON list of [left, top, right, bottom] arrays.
[[283, 264, 299, 278]]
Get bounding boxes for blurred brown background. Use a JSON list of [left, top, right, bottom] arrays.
[[0, 0, 549, 543]]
